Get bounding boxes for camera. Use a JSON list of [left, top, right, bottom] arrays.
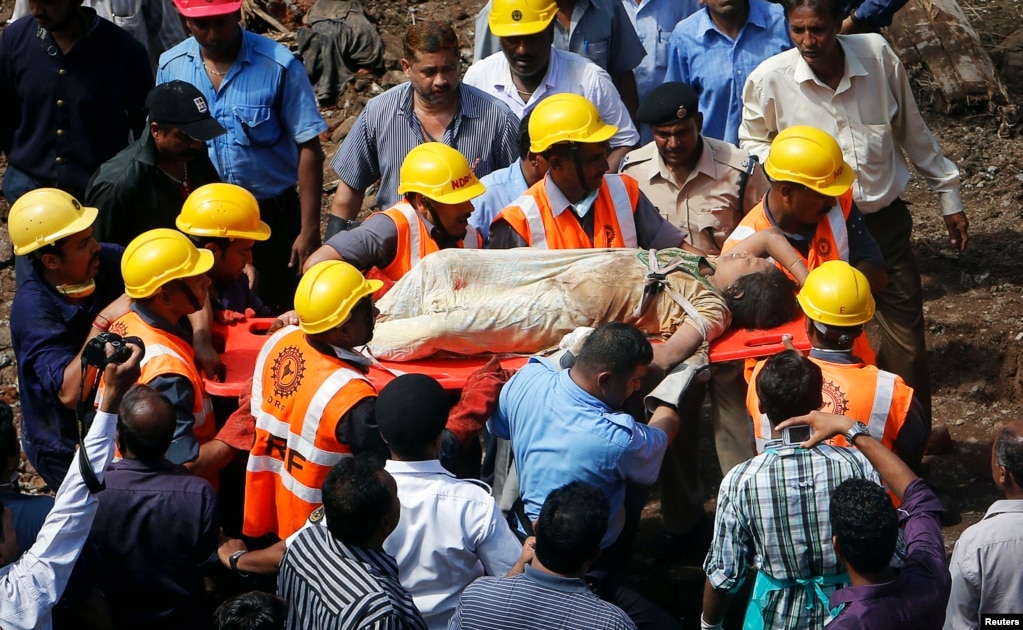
[[82, 332, 144, 370], [782, 424, 812, 446]]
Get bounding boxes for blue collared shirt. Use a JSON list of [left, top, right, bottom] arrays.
[[331, 82, 519, 210], [87, 458, 218, 627], [665, 0, 791, 144], [469, 159, 529, 241], [622, 0, 700, 101], [157, 28, 327, 200], [10, 244, 125, 486], [0, 11, 153, 195], [489, 358, 668, 548]]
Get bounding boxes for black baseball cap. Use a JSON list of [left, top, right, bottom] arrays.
[[637, 82, 701, 127], [145, 80, 226, 142]]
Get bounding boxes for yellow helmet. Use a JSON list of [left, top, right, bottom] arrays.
[[8, 189, 98, 256], [764, 126, 854, 197], [295, 261, 383, 335], [396, 143, 486, 205], [121, 228, 215, 299], [528, 93, 618, 153], [489, 0, 558, 37], [797, 260, 875, 327], [175, 183, 271, 241]]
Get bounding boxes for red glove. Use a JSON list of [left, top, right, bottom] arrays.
[[216, 377, 256, 451], [446, 357, 514, 447]]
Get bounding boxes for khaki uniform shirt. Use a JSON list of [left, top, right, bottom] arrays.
[[620, 136, 768, 253]]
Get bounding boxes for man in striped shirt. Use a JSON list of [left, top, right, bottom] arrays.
[[701, 351, 880, 630], [449, 482, 635, 630], [325, 20, 519, 235], [278, 455, 427, 630]]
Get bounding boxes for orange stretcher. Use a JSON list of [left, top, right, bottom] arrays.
[[708, 316, 810, 363], [203, 315, 812, 398], [202, 318, 530, 398]]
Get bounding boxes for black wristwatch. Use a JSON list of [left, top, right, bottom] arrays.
[[844, 421, 870, 444], [229, 550, 250, 577]]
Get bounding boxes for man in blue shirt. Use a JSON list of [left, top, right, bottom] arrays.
[[158, 0, 328, 313], [665, 0, 790, 145], [490, 323, 679, 558], [470, 112, 550, 242], [87, 385, 219, 628], [0, 0, 153, 284], [450, 482, 636, 630], [621, 0, 700, 143], [325, 21, 519, 233], [9, 189, 129, 489]]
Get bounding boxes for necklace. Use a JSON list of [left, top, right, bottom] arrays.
[[204, 63, 229, 77], [158, 162, 188, 186]]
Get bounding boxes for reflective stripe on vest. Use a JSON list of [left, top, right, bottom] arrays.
[[244, 326, 372, 538], [102, 311, 214, 445], [245, 454, 338, 504], [517, 194, 550, 249], [380, 203, 482, 279], [824, 204, 850, 262], [867, 370, 896, 439], [142, 343, 213, 434], [504, 176, 639, 248], [606, 175, 638, 247]]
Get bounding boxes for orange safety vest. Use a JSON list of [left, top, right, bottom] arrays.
[[243, 326, 380, 539], [722, 189, 854, 276], [746, 355, 914, 453], [102, 311, 216, 447], [495, 174, 641, 248], [374, 202, 481, 282]]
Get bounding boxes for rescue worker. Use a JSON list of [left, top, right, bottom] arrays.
[[722, 125, 886, 289], [243, 261, 390, 540], [176, 183, 273, 318], [710, 125, 888, 478], [490, 93, 688, 250], [747, 261, 928, 466], [620, 82, 768, 255], [303, 143, 485, 284], [104, 229, 235, 482], [9, 189, 130, 489]]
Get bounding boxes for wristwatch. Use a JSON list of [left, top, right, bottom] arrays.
[[229, 550, 250, 577], [844, 421, 870, 444]]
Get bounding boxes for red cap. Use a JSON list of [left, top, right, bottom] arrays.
[[173, 0, 243, 18]]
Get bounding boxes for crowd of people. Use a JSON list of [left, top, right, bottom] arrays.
[[0, 0, 1019, 628]]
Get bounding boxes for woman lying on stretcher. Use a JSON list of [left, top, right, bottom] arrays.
[[368, 227, 809, 373]]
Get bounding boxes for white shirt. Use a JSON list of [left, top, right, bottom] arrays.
[[382, 459, 521, 630], [944, 499, 1023, 629], [463, 47, 641, 149], [739, 33, 963, 216], [0, 411, 118, 630]]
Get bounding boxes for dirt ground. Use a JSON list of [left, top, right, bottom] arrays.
[[2, 0, 1023, 626]]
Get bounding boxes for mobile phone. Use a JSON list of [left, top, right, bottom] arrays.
[[782, 425, 812, 446]]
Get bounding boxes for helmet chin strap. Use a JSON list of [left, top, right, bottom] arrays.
[[570, 144, 593, 196], [169, 278, 205, 312], [56, 279, 97, 299], [420, 197, 452, 241]]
